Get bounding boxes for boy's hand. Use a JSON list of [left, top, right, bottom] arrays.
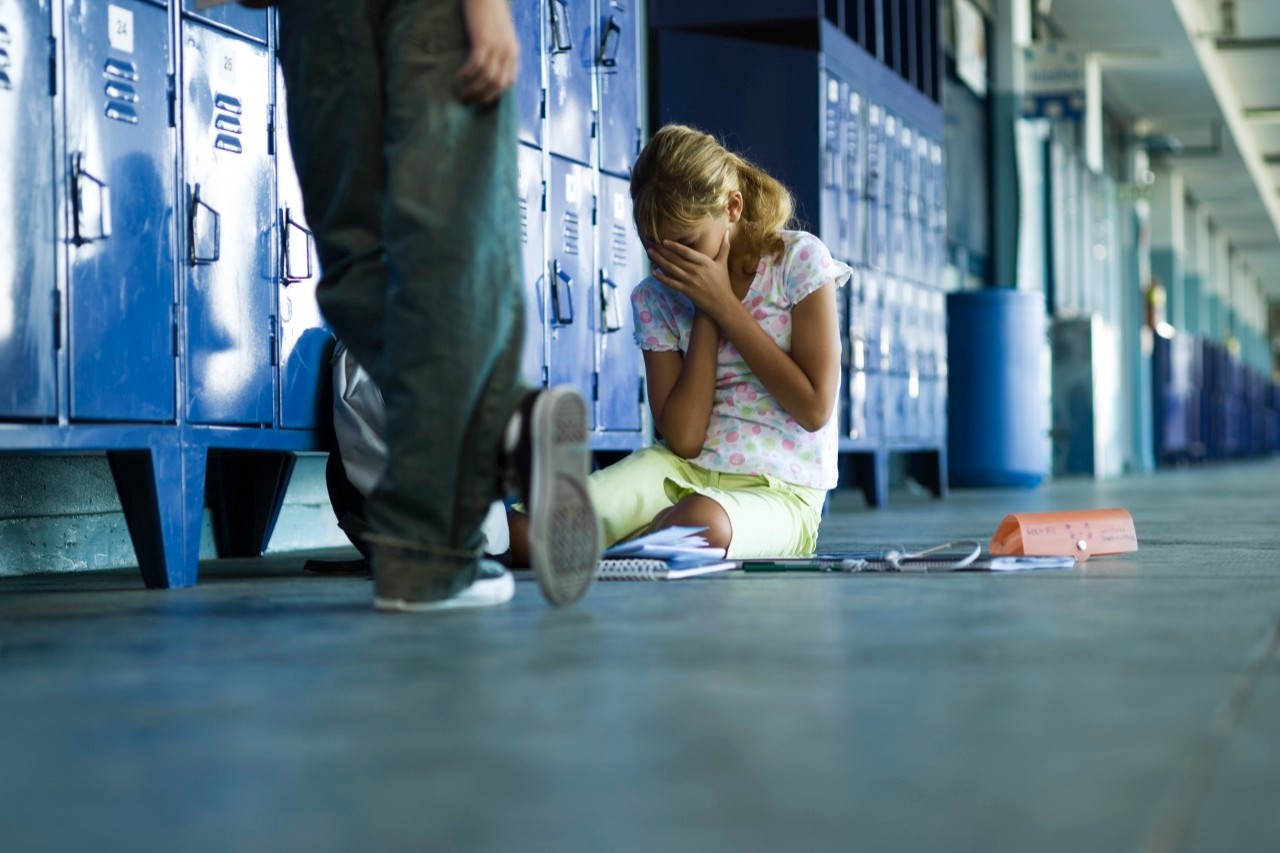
[[648, 232, 737, 322], [457, 0, 520, 104]]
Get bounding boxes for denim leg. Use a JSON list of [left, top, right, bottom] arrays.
[[276, 0, 391, 380], [366, 0, 526, 555]]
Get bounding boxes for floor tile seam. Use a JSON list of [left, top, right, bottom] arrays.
[[1134, 617, 1280, 853]]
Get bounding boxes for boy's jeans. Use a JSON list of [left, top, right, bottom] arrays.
[[277, 0, 525, 595]]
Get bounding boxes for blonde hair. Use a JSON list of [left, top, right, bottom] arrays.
[[630, 124, 794, 266]]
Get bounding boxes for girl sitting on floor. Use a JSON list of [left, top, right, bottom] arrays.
[[510, 123, 851, 562]]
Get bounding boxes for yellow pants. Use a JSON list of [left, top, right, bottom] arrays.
[[588, 446, 827, 559]]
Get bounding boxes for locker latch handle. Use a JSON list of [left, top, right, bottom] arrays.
[[599, 15, 622, 68], [551, 261, 575, 325], [189, 184, 221, 266], [549, 0, 573, 54], [600, 274, 623, 333], [72, 153, 112, 245], [282, 207, 314, 283]]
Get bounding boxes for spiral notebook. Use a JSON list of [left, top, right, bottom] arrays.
[[597, 558, 737, 581]]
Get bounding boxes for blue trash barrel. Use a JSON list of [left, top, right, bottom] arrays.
[[947, 290, 1048, 487]]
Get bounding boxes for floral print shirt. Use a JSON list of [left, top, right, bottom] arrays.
[[631, 230, 852, 489]]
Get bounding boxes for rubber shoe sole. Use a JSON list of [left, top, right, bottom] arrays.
[[527, 387, 601, 606]]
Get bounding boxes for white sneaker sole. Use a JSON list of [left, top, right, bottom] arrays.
[[373, 571, 514, 612], [527, 388, 602, 607]]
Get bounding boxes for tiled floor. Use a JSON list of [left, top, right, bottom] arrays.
[[2, 460, 1278, 852]]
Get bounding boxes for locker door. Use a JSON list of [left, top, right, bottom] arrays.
[[513, 0, 543, 148], [545, 0, 594, 166], [183, 21, 274, 425], [849, 370, 870, 443], [930, 141, 945, 287], [819, 68, 845, 263], [181, 0, 266, 42], [0, 0, 57, 419], [888, 116, 906, 278], [596, 172, 643, 432], [65, 0, 176, 422], [596, 0, 638, 177], [517, 142, 547, 388], [864, 102, 886, 271], [911, 134, 928, 283], [546, 155, 594, 424], [275, 59, 332, 430], [845, 88, 864, 267], [837, 273, 851, 437]]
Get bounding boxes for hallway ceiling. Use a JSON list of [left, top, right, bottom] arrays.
[[1047, 0, 1280, 298]]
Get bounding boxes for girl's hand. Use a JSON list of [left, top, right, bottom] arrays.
[[648, 232, 737, 321]]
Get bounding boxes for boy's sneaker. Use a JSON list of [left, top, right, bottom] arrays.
[[372, 553, 514, 613], [502, 387, 601, 606]]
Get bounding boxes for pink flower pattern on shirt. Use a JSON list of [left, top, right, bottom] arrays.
[[631, 231, 852, 489]]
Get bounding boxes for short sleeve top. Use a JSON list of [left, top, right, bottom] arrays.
[[631, 230, 852, 489]]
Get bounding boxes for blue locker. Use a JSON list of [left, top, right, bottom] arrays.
[[513, 0, 543, 148], [545, 0, 594, 166], [596, 0, 639, 177], [819, 68, 846, 263], [181, 0, 266, 43], [861, 267, 882, 373], [0, 0, 57, 419], [274, 59, 331, 430], [844, 87, 865, 267], [887, 114, 907, 278], [853, 370, 883, 444], [596, 172, 644, 432], [182, 20, 275, 425], [546, 155, 595, 422], [864, 101, 887, 271], [930, 140, 945, 284], [65, 0, 176, 422], [910, 133, 928, 283], [517, 142, 547, 388], [837, 273, 851, 436]]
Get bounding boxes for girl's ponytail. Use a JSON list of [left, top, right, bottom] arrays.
[[728, 153, 794, 262]]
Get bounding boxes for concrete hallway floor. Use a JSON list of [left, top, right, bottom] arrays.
[[2, 460, 1278, 852]]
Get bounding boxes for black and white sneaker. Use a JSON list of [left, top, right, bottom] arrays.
[[502, 387, 601, 606], [372, 555, 515, 612]]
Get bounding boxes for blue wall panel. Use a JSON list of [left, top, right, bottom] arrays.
[[546, 155, 595, 425], [274, 60, 331, 430], [596, 0, 638, 176], [65, 0, 176, 422], [596, 171, 643, 431], [0, 0, 57, 419], [182, 21, 274, 425], [546, 0, 594, 166]]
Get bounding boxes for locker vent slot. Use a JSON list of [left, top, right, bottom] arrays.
[[519, 196, 530, 245], [103, 59, 140, 123], [561, 211, 580, 256], [0, 27, 9, 90], [214, 93, 242, 114], [103, 58, 138, 80], [610, 223, 628, 267], [213, 90, 243, 154]]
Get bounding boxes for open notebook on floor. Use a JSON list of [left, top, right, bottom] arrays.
[[598, 526, 736, 581]]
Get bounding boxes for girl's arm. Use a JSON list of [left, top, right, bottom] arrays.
[[713, 284, 841, 432], [649, 237, 842, 433], [642, 311, 720, 458]]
